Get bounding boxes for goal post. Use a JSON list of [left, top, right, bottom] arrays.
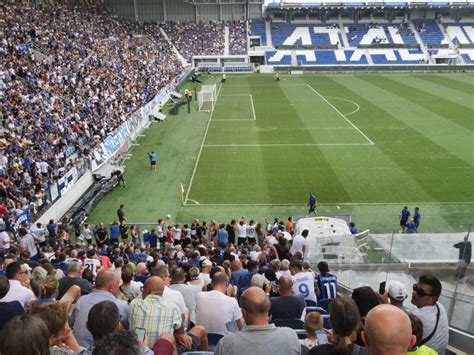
[[198, 84, 217, 112]]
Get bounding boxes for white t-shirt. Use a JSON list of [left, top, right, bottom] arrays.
[[290, 234, 308, 256], [1, 280, 35, 309], [174, 228, 182, 241], [20, 234, 37, 257], [195, 290, 242, 335], [33, 228, 46, 243], [163, 286, 186, 316], [292, 271, 317, 304], [410, 303, 449, 354], [237, 224, 247, 239], [0, 231, 11, 250], [83, 258, 101, 276], [246, 224, 256, 239], [276, 270, 292, 279], [280, 231, 293, 241], [198, 273, 211, 287], [170, 283, 202, 324]]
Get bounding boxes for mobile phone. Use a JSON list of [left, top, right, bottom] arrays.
[[379, 281, 386, 294], [226, 320, 239, 333], [135, 327, 146, 342], [316, 330, 328, 345]]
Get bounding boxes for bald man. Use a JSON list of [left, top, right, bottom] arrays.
[[270, 275, 306, 321], [72, 270, 129, 348], [215, 287, 300, 355], [130, 277, 208, 352], [362, 304, 416, 355]]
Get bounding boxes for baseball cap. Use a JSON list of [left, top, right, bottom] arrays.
[[388, 281, 408, 301], [201, 259, 212, 267]]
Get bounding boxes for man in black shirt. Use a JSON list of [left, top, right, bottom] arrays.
[[57, 260, 93, 299], [117, 204, 126, 223], [95, 223, 109, 247], [454, 235, 472, 282]]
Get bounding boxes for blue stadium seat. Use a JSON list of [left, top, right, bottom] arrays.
[[207, 333, 224, 346], [305, 299, 317, 307], [317, 298, 333, 311], [413, 20, 445, 46], [251, 18, 267, 45], [322, 315, 332, 329], [295, 329, 308, 339]]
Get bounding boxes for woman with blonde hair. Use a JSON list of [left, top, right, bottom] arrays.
[[32, 302, 82, 354]]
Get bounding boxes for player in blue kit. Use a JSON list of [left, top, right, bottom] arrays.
[[399, 206, 410, 233], [308, 192, 317, 215], [413, 207, 421, 231]]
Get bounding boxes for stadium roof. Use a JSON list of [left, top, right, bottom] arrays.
[[264, 0, 473, 7]]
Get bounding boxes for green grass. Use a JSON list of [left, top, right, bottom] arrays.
[[87, 73, 474, 233]]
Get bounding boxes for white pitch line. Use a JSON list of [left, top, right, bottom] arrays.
[[219, 93, 253, 96], [213, 119, 254, 121], [203, 143, 372, 147], [184, 201, 474, 207], [184, 82, 223, 205], [186, 199, 200, 206], [325, 96, 360, 117], [306, 84, 374, 145], [249, 94, 256, 121]]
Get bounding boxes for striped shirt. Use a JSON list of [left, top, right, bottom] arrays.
[[129, 295, 181, 347]]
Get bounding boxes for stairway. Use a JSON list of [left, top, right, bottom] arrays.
[[159, 27, 188, 68], [409, 20, 434, 64], [265, 20, 273, 47]]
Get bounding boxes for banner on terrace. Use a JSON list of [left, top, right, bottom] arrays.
[[89, 70, 190, 172]]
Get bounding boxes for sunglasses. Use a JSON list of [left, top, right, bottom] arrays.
[[412, 284, 434, 297]]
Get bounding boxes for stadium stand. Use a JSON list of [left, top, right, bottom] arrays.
[[296, 50, 368, 65], [0, 1, 473, 353], [344, 23, 417, 46], [228, 20, 248, 55], [0, 1, 182, 222], [161, 21, 225, 61], [265, 50, 292, 65], [413, 20, 445, 46], [250, 18, 267, 45], [443, 23, 474, 45], [271, 23, 343, 46], [369, 49, 425, 64]]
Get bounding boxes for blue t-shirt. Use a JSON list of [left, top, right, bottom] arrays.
[[406, 221, 417, 233], [149, 152, 157, 163], [0, 301, 25, 331], [350, 226, 358, 235], [309, 194, 317, 206], [110, 224, 120, 240], [413, 211, 421, 225], [317, 272, 337, 300], [218, 228, 228, 245], [148, 233, 158, 248], [401, 209, 410, 222]]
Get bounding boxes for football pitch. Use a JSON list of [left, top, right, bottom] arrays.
[[87, 73, 474, 233]]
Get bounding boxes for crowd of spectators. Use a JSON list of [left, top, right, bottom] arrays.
[[0, 212, 450, 355], [0, 1, 183, 226], [228, 20, 247, 55], [160, 21, 226, 62]]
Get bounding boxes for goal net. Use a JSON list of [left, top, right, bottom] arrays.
[[198, 84, 217, 112]]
